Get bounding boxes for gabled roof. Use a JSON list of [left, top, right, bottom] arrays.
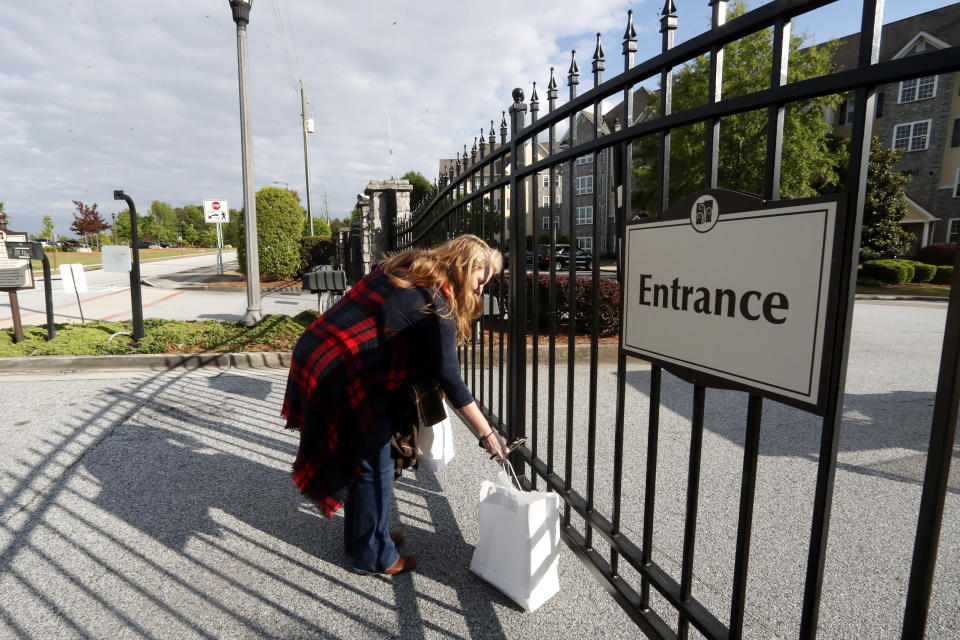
[[901, 195, 939, 223], [830, 3, 959, 71], [601, 86, 658, 131]]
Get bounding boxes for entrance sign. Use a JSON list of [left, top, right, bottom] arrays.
[[203, 200, 229, 223], [0, 230, 35, 290], [622, 190, 844, 414]]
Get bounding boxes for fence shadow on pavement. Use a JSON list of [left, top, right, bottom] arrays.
[[0, 367, 512, 639]]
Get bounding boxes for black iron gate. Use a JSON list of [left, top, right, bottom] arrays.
[[392, 1, 960, 637]]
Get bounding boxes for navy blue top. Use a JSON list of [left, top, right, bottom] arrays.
[[381, 284, 473, 408]]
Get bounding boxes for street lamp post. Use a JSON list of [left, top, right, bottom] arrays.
[[229, 0, 262, 326], [111, 213, 117, 244]]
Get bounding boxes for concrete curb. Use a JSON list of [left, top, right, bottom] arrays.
[[0, 344, 622, 374], [0, 351, 292, 374]]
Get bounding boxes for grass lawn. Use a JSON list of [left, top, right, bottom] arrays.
[[0, 311, 319, 357], [30, 247, 221, 273], [856, 282, 950, 298]]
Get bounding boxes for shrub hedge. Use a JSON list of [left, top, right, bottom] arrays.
[[859, 259, 913, 284], [487, 272, 621, 337], [909, 262, 937, 283], [238, 186, 304, 280], [916, 242, 956, 266], [298, 236, 336, 276], [933, 265, 954, 284]]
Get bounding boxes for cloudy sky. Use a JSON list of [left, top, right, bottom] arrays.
[[1, 0, 954, 236]]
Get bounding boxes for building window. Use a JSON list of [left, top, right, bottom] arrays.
[[542, 195, 552, 207], [952, 119, 960, 148], [893, 120, 931, 151], [899, 76, 937, 103], [577, 236, 593, 252], [576, 153, 594, 165], [876, 92, 885, 119], [838, 98, 855, 125], [542, 174, 549, 188], [575, 175, 593, 195], [950, 218, 960, 241], [542, 216, 551, 230], [576, 206, 593, 225], [955, 168, 960, 198], [492, 197, 500, 212]]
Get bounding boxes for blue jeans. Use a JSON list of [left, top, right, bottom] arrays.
[[343, 439, 399, 573]]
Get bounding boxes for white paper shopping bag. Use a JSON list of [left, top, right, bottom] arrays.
[[417, 416, 455, 471], [469, 464, 562, 612]]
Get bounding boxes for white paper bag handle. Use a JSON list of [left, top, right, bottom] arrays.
[[501, 460, 522, 491]]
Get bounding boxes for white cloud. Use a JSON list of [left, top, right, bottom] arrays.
[[1, 0, 950, 235]]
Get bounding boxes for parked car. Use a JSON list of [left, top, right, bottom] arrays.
[[137, 241, 158, 249], [56, 240, 81, 248], [556, 246, 592, 270], [158, 241, 173, 248]]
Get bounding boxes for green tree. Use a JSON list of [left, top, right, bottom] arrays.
[[147, 201, 177, 244], [402, 170, 433, 210], [633, 0, 843, 213], [310, 217, 332, 237], [0, 202, 8, 227], [237, 186, 305, 280], [847, 136, 914, 261], [39, 215, 55, 240]]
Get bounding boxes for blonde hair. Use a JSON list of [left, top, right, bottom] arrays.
[[380, 234, 502, 345]]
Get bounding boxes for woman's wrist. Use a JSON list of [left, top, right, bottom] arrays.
[[478, 430, 494, 442]]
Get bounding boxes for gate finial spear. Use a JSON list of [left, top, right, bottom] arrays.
[[530, 81, 540, 119], [489, 120, 496, 146], [479, 128, 486, 155], [568, 50, 579, 85], [661, 0, 678, 33], [592, 33, 605, 77], [623, 9, 637, 42], [547, 66, 558, 95], [500, 110, 508, 144]]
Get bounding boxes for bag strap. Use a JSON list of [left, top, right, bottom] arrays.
[[502, 460, 522, 491]]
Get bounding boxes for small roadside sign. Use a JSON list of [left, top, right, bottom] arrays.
[[60, 263, 88, 295], [204, 200, 230, 223], [102, 245, 132, 273]]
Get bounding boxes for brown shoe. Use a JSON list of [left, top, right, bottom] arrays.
[[389, 531, 405, 547], [382, 555, 418, 575]]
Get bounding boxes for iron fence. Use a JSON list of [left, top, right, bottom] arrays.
[[391, 1, 960, 637]]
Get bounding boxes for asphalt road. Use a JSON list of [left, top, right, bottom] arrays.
[[0, 252, 319, 329], [0, 299, 957, 638]]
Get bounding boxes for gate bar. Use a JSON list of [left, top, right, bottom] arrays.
[[901, 249, 960, 636], [729, 394, 764, 639], [678, 385, 706, 639], [799, 1, 883, 637], [641, 365, 662, 610]]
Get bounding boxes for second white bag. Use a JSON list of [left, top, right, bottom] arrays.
[[469, 465, 562, 612], [417, 416, 455, 471]]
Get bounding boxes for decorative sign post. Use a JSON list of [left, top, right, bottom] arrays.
[[114, 190, 144, 341], [0, 226, 36, 343], [4, 239, 55, 341], [621, 189, 845, 414], [204, 199, 229, 276]]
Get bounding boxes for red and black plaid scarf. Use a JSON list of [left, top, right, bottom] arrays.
[[282, 269, 413, 515]]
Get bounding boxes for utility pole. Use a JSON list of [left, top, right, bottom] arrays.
[[301, 80, 314, 236]]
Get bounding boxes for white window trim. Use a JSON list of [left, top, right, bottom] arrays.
[[576, 153, 594, 165], [576, 236, 593, 252], [950, 218, 960, 242], [576, 206, 594, 225], [542, 175, 549, 188], [542, 216, 551, 230], [898, 75, 938, 103], [893, 120, 932, 152], [575, 175, 594, 195], [954, 168, 960, 198]]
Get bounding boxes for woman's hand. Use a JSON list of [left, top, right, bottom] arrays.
[[480, 430, 508, 462]]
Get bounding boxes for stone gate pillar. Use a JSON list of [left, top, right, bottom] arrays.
[[359, 179, 412, 275]]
